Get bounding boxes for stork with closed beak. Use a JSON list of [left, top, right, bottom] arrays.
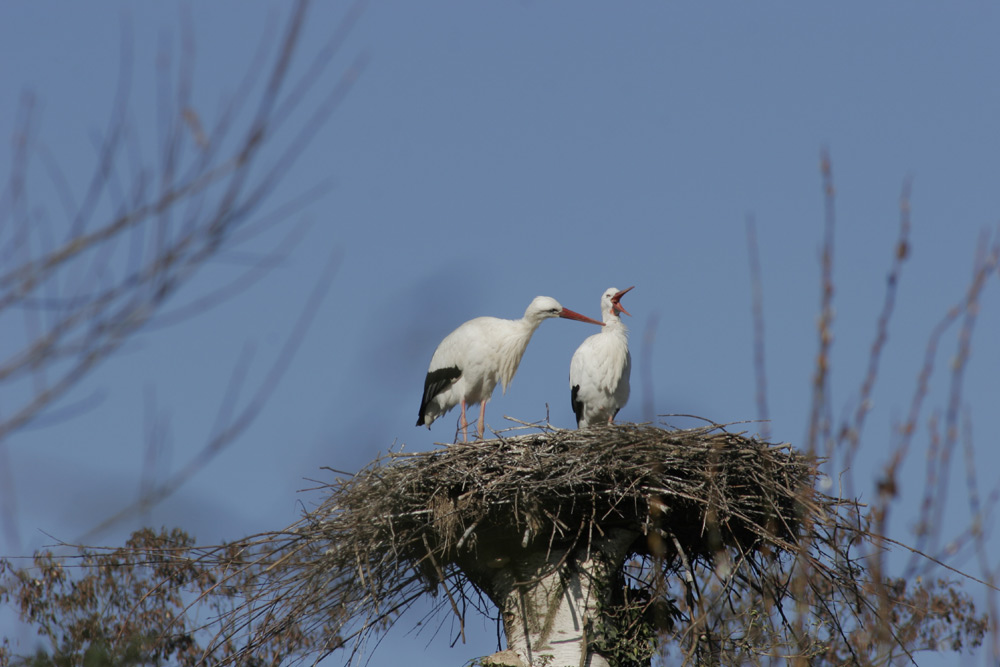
[[417, 296, 604, 441], [569, 286, 634, 428]]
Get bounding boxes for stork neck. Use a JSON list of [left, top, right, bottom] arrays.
[[602, 315, 627, 335], [495, 318, 539, 392], [519, 313, 548, 334]]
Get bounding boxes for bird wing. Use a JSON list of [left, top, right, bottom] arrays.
[[416, 365, 461, 425], [616, 347, 632, 407]]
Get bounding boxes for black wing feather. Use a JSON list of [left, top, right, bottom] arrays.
[[416, 366, 462, 425], [571, 384, 584, 427]]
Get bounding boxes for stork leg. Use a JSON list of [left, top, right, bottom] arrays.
[[459, 399, 469, 442], [477, 399, 487, 440]]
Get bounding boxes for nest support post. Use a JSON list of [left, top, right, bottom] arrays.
[[474, 527, 639, 667]]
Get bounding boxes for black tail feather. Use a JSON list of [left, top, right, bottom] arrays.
[[571, 384, 583, 428]]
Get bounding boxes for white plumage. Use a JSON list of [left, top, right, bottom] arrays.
[[569, 286, 633, 428], [418, 296, 604, 441]]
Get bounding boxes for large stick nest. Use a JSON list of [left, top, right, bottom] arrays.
[[350, 423, 813, 572], [227, 423, 838, 662]]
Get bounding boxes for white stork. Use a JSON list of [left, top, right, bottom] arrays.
[[417, 296, 604, 441], [569, 286, 634, 428]]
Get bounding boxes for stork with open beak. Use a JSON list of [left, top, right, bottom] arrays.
[[569, 286, 634, 428], [417, 296, 604, 441]]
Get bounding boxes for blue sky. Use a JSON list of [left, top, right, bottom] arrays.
[[2, 2, 999, 664]]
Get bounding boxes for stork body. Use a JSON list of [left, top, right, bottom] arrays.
[[569, 287, 633, 428], [418, 296, 603, 441]]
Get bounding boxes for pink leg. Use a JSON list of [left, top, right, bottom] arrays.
[[459, 399, 469, 442], [477, 400, 487, 440]]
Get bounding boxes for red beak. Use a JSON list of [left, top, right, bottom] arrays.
[[611, 286, 634, 317], [559, 307, 605, 326]]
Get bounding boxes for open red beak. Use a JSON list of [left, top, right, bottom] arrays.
[[611, 286, 635, 317], [560, 308, 605, 326]]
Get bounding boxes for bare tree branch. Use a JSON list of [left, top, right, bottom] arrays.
[[0, 0, 362, 545]]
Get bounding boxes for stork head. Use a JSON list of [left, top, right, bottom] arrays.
[[602, 286, 634, 319], [525, 296, 604, 326]]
